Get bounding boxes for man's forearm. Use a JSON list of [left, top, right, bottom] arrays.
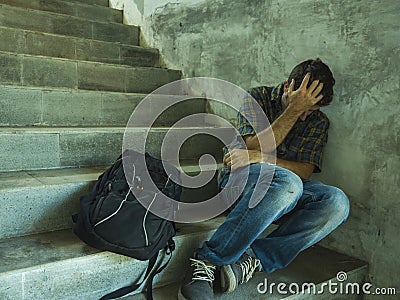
[[245, 106, 302, 152], [246, 74, 323, 153]]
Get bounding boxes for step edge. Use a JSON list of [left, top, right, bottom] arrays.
[[2, 0, 123, 23], [0, 125, 229, 132], [0, 2, 137, 28], [0, 50, 173, 71], [0, 163, 223, 190], [0, 25, 157, 51], [0, 84, 156, 96], [0, 222, 222, 277], [61, 0, 110, 8]]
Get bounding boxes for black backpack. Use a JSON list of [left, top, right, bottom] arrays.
[[72, 149, 181, 300]]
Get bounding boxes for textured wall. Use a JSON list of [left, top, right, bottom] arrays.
[[122, 0, 400, 293]]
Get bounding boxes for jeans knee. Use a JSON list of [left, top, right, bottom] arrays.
[[261, 166, 303, 212], [326, 187, 350, 223], [273, 166, 303, 197]]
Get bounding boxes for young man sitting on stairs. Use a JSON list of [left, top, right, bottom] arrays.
[[178, 58, 350, 299]]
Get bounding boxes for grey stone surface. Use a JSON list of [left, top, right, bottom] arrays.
[[0, 0, 122, 23], [49, 13, 93, 38], [0, 3, 139, 45], [148, 97, 207, 127], [59, 129, 125, 166], [100, 92, 146, 126], [125, 67, 182, 93], [77, 62, 181, 93], [0, 25, 26, 53], [0, 127, 229, 171], [0, 163, 220, 238], [0, 219, 223, 299], [75, 4, 122, 23], [24, 30, 76, 60], [22, 55, 76, 88], [77, 61, 127, 92], [62, 0, 108, 7], [0, 27, 159, 67], [0, 133, 60, 171], [144, 127, 230, 160], [0, 86, 207, 127], [0, 167, 102, 238], [0, 86, 42, 126], [0, 182, 89, 239], [0, 52, 177, 91], [75, 41, 159, 67], [75, 38, 120, 63], [41, 90, 103, 126], [92, 20, 139, 45], [0, 4, 52, 36], [119, 46, 160, 67], [0, 52, 21, 84]]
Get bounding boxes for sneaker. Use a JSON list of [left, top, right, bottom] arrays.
[[220, 253, 261, 293], [178, 256, 216, 300]]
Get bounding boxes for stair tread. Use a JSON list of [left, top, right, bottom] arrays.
[[0, 217, 225, 275], [129, 246, 368, 299], [1, 0, 122, 23], [2, 0, 121, 13], [0, 25, 153, 50], [0, 2, 139, 45], [0, 50, 181, 93], [0, 162, 221, 190], [54, 0, 108, 7], [0, 125, 226, 132], [0, 50, 171, 71], [0, 25, 159, 68], [0, 85, 166, 96], [0, 3, 130, 27]]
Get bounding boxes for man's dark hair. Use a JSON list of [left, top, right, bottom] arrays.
[[288, 58, 335, 106]]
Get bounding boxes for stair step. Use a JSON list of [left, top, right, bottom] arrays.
[[0, 126, 231, 171], [0, 217, 225, 299], [0, 3, 138, 45], [0, 51, 181, 92], [0, 26, 160, 67], [0, 86, 207, 127], [62, 0, 109, 7], [1, 0, 122, 23], [129, 246, 368, 300], [0, 164, 221, 238]]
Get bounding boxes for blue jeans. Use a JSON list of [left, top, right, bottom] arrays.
[[196, 163, 350, 273]]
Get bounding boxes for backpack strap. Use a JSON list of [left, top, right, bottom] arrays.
[[100, 253, 158, 300], [145, 239, 175, 300], [100, 239, 175, 300]]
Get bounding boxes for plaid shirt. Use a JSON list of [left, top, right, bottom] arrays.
[[219, 83, 329, 183]]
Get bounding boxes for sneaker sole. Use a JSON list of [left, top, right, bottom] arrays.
[[220, 265, 237, 293]]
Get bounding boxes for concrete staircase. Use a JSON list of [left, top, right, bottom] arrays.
[[0, 0, 368, 299]]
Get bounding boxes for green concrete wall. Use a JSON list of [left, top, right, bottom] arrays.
[[132, 0, 400, 295]]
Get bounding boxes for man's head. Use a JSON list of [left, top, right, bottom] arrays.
[[287, 58, 335, 107], [283, 58, 335, 121]]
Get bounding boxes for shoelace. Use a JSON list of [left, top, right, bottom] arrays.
[[190, 258, 216, 282], [238, 256, 261, 284]]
